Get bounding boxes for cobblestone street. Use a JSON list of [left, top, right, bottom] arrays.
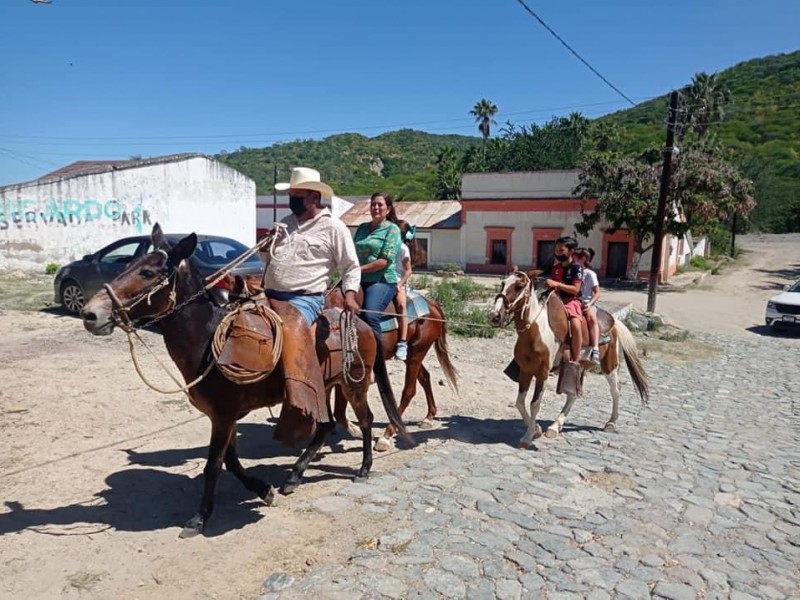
[[260, 331, 800, 599]]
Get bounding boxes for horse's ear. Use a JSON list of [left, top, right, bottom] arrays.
[[151, 223, 166, 249], [170, 233, 197, 262], [527, 269, 544, 278], [508, 263, 519, 274]]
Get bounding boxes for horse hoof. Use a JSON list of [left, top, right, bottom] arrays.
[[533, 426, 543, 439], [545, 428, 559, 439], [374, 437, 393, 453], [280, 478, 300, 496], [603, 422, 617, 432], [347, 424, 363, 439], [517, 441, 530, 450], [260, 486, 275, 506], [418, 418, 436, 430], [353, 471, 370, 481], [179, 515, 204, 538]]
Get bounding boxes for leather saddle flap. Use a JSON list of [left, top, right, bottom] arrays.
[[217, 304, 277, 373], [596, 307, 615, 334], [546, 293, 569, 342]]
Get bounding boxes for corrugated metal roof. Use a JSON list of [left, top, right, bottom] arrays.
[[340, 199, 461, 229]]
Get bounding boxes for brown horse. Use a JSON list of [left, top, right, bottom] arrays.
[[81, 224, 408, 537], [326, 285, 459, 451], [488, 269, 650, 448]]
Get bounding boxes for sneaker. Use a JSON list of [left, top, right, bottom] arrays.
[[395, 341, 408, 361], [589, 348, 601, 365]]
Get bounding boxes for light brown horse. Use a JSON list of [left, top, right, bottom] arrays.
[[489, 269, 649, 448], [326, 285, 459, 451], [81, 224, 408, 537]]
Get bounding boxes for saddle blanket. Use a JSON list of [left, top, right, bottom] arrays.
[[380, 289, 430, 333]]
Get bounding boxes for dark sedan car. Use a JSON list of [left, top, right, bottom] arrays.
[[53, 233, 264, 314]]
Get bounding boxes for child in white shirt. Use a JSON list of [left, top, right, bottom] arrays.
[[576, 247, 601, 365], [394, 224, 414, 361]]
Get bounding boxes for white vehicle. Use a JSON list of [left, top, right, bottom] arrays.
[[765, 279, 800, 330]]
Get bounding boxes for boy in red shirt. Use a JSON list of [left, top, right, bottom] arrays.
[[545, 236, 584, 363]]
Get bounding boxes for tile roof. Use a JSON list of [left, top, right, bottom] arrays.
[[340, 199, 462, 229]]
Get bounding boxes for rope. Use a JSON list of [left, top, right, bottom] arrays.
[[125, 329, 217, 395], [340, 310, 366, 385], [211, 301, 284, 385]]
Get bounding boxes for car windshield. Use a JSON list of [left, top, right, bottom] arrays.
[[788, 280, 800, 294], [194, 238, 262, 266]]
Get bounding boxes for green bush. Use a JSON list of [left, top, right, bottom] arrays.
[[689, 255, 709, 270], [439, 262, 462, 273], [410, 274, 434, 290], [45, 263, 59, 275], [429, 277, 497, 338]]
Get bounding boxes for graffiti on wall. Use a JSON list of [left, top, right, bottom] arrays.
[[0, 199, 153, 233]]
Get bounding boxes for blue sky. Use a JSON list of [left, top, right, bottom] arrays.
[[0, 0, 798, 185]]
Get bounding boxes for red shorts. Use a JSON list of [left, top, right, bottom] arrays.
[[563, 297, 584, 320]]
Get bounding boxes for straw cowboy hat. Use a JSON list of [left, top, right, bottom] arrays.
[[275, 167, 334, 200]]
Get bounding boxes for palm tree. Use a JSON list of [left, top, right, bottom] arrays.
[[682, 72, 731, 139], [469, 99, 499, 156]]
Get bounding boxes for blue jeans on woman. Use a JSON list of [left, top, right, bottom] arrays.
[[361, 281, 397, 342]]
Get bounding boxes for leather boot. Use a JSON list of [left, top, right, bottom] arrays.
[[269, 299, 330, 447]]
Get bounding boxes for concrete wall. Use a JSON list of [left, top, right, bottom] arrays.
[[344, 225, 461, 270], [462, 209, 602, 271], [462, 170, 579, 200], [0, 156, 255, 271]]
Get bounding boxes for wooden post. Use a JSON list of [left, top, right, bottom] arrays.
[[730, 212, 738, 258], [272, 166, 278, 225], [647, 91, 680, 313]]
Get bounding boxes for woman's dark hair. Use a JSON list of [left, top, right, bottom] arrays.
[[370, 192, 398, 223]]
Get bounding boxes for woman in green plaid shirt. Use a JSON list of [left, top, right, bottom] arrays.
[[353, 192, 402, 343]]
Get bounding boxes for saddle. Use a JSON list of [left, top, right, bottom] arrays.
[[546, 293, 614, 350], [215, 299, 281, 378]]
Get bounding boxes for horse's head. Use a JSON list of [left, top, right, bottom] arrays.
[[81, 223, 197, 336], [489, 269, 542, 327]]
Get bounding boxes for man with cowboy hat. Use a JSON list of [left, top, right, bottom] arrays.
[[262, 167, 361, 447]]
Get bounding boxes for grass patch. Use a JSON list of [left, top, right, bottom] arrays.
[[429, 277, 497, 338], [639, 334, 721, 366], [410, 274, 434, 290], [0, 274, 54, 311]]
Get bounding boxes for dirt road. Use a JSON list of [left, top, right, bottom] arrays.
[[603, 233, 800, 337], [0, 233, 797, 599]]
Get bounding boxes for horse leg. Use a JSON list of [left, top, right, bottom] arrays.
[[516, 370, 541, 449], [546, 391, 579, 439], [281, 420, 336, 495], [333, 385, 362, 439], [603, 368, 621, 432], [181, 420, 235, 538], [376, 351, 424, 452], [417, 364, 437, 429], [223, 428, 274, 506], [344, 384, 374, 479]]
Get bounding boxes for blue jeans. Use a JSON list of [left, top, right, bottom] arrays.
[[265, 290, 324, 326], [361, 281, 397, 339]]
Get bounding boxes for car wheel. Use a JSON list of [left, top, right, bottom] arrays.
[[60, 280, 85, 314]]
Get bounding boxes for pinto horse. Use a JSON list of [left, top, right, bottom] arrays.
[[325, 286, 459, 451], [81, 224, 408, 537], [488, 269, 649, 448]]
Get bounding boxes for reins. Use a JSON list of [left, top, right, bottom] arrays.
[[106, 232, 281, 395]]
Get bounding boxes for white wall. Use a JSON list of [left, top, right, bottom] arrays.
[[462, 209, 602, 267], [462, 170, 579, 200], [0, 156, 255, 271]]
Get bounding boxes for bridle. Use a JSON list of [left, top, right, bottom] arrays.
[[494, 271, 549, 333], [104, 249, 180, 333]]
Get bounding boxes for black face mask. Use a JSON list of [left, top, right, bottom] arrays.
[[555, 253, 569, 263], [289, 195, 306, 216]]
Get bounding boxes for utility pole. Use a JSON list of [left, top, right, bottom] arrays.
[[646, 90, 680, 313], [272, 165, 278, 226]]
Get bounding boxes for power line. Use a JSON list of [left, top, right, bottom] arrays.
[[513, 0, 636, 106], [0, 99, 653, 144]]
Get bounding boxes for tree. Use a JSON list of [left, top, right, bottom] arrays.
[[434, 146, 462, 199], [574, 145, 756, 278], [681, 72, 731, 139], [469, 99, 499, 155]]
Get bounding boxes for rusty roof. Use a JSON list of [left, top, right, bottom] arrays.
[[32, 153, 208, 184], [340, 199, 462, 229]]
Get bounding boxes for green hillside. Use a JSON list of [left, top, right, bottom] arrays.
[[217, 50, 800, 231], [217, 129, 479, 199], [603, 50, 800, 232]]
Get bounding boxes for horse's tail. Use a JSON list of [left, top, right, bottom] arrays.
[[371, 330, 414, 445], [432, 305, 459, 394], [615, 320, 650, 404]]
